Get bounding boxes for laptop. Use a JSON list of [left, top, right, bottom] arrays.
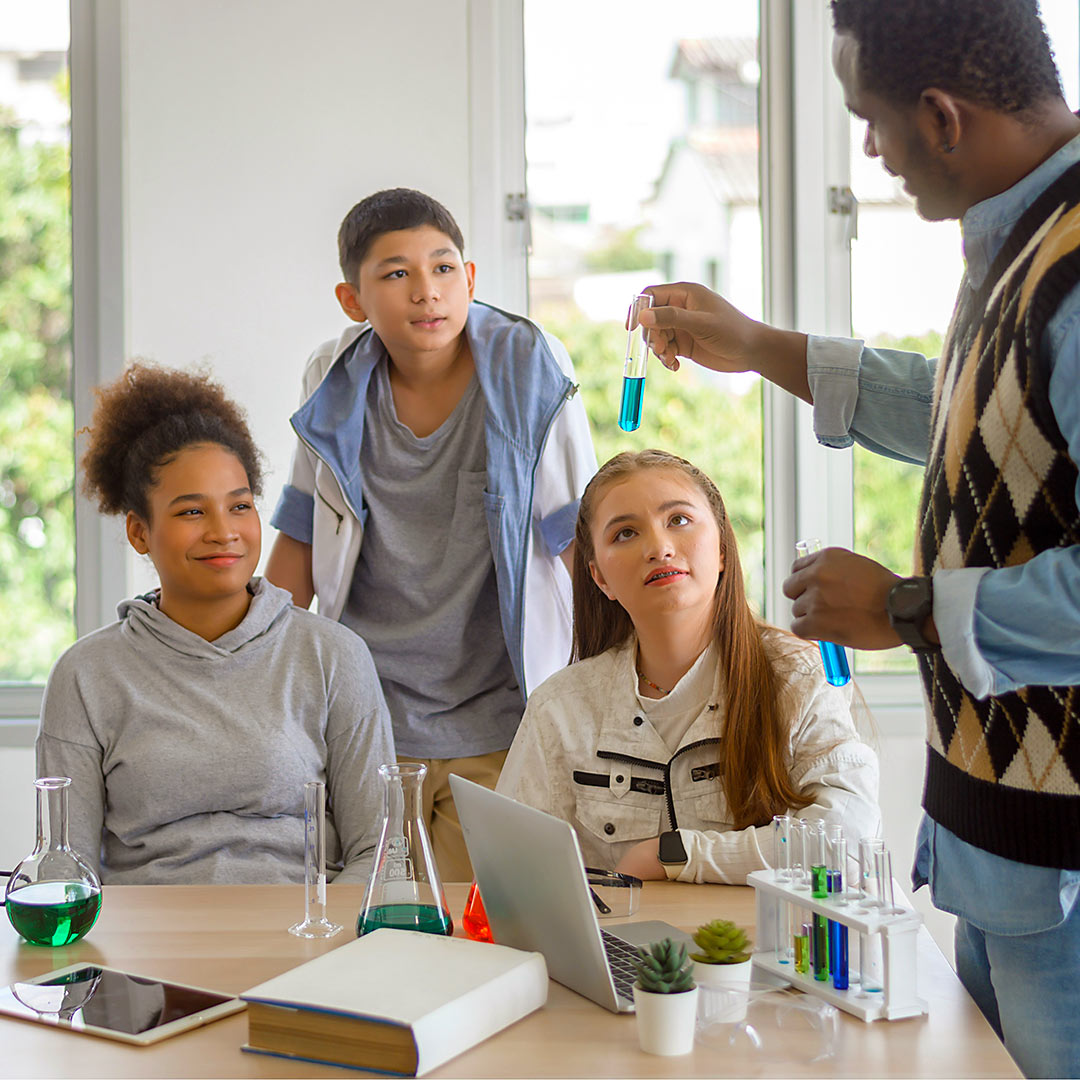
[[450, 774, 693, 1013]]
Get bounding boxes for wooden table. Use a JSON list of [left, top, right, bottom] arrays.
[[0, 881, 1019, 1078]]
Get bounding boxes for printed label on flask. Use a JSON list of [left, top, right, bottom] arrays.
[[386, 858, 414, 882]]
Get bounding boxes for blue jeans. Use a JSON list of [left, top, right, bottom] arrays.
[[914, 816, 1080, 1079]]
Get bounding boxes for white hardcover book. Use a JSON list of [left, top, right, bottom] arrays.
[[241, 929, 548, 1076]]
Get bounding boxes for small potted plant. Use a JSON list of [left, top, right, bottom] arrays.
[[630, 937, 698, 1056], [690, 919, 753, 1023]]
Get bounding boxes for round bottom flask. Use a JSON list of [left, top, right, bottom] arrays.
[[5, 777, 101, 947]]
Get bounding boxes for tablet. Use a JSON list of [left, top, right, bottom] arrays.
[[0, 963, 245, 1045]]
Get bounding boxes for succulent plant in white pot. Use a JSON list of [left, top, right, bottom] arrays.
[[690, 919, 753, 1023], [630, 938, 699, 1056]]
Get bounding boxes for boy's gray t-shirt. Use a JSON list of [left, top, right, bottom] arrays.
[[341, 356, 523, 758]]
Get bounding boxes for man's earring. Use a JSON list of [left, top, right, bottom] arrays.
[[942, 142, 956, 154]]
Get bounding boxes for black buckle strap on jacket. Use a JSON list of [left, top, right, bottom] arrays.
[[596, 737, 721, 833], [573, 770, 667, 796]]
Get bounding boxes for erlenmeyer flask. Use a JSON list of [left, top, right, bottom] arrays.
[[5, 777, 101, 947], [462, 880, 493, 942], [356, 763, 452, 937]]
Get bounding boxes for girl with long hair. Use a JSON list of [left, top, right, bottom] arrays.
[[497, 449, 879, 882], [36, 363, 395, 885]]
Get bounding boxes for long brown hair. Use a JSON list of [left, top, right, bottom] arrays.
[[572, 449, 812, 829]]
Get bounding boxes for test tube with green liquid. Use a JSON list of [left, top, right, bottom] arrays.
[[619, 293, 653, 431]]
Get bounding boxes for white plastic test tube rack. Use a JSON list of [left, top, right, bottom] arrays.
[[747, 869, 928, 1022]]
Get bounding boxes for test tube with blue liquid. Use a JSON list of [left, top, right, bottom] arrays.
[[618, 293, 653, 431], [827, 825, 849, 990], [794, 538, 851, 687]]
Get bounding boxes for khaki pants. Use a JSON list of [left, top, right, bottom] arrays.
[[398, 749, 508, 884]]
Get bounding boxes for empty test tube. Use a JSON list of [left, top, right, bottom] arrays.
[[773, 814, 792, 880], [857, 837, 885, 908], [618, 293, 653, 431], [790, 818, 808, 887], [773, 814, 793, 963], [858, 837, 886, 995], [875, 847, 905, 916], [793, 538, 851, 686]]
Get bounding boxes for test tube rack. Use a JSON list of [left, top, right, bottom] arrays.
[[747, 869, 928, 1022]]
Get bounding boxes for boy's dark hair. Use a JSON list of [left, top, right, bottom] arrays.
[[831, 0, 1062, 113], [81, 362, 264, 521], [337, 188, 466, 284]]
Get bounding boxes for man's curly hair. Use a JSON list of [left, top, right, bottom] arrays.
[[81, 362, 264, 521], [831, 0, 1062, 113]]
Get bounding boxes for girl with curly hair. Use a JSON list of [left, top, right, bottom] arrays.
[[36, 362, 395, 885], [497, 449, 879, 883]]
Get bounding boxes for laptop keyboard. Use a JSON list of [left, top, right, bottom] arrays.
[[601, 930, 640, 1001]]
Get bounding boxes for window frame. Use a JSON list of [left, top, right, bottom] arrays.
[[2, 0, 932, 740], [784, 0, 924, 734], [0, 0, 127, 731]]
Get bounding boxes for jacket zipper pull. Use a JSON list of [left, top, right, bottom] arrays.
[[316, 489, 344, 535]]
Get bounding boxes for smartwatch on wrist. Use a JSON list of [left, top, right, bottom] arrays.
[[657, 829, 688, 866], [886, 576, 941, 653]]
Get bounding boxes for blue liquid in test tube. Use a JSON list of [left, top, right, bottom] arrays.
[[818, 641, 851, 687], [618, 294, 653, 432], [619, 376, 645, 431], [828, 868, 849, 990], [794, 538, 851, 687]]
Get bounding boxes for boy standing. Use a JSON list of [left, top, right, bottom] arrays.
[[266, 189, 596, 879]]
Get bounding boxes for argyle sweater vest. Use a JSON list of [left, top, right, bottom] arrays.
[[915, 161, 1080, 869]]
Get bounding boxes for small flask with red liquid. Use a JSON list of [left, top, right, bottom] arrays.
[[462, 881, 493, 943]]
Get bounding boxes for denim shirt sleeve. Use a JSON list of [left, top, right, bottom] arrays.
[[538, 499, 580, 557], [806, 335, 936, 464], [270, 484, 315, 545], [807, 314, 1080, 697]]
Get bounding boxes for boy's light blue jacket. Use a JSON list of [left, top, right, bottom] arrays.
[[272, 301, 597, 698]]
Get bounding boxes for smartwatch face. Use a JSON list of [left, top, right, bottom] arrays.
[[658, 830, 687, 865], [892, 578, 929, 620]]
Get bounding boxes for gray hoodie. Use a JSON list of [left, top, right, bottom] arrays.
[[36, 578, 394, 885]]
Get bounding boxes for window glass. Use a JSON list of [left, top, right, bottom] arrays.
[[0, 0, 73, 683], [524, 1, 765, 610], [849, 2, 1079, 674]]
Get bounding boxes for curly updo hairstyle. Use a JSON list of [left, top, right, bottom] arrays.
[[81, 362, 264, 521]]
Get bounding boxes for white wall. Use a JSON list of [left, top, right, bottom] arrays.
[[0, 0, 509, 861], [120, 0, 473, 587], [0, 749, 36, 873]]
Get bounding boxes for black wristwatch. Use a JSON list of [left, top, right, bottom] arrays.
[[658, 830, 688, 866], [886, 576, 941, 653]]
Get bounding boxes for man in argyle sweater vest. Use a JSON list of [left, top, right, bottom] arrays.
[[633, 2, 1080, 1074], [916, 174, 1080, 868]]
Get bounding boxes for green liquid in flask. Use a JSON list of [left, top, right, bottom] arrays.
[[356, 903, 453, 937], [6, 881, 102, 947]]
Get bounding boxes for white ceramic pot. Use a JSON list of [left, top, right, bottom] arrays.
[[633, 984, 699, 1056], [694, 959, 751, 1023]]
